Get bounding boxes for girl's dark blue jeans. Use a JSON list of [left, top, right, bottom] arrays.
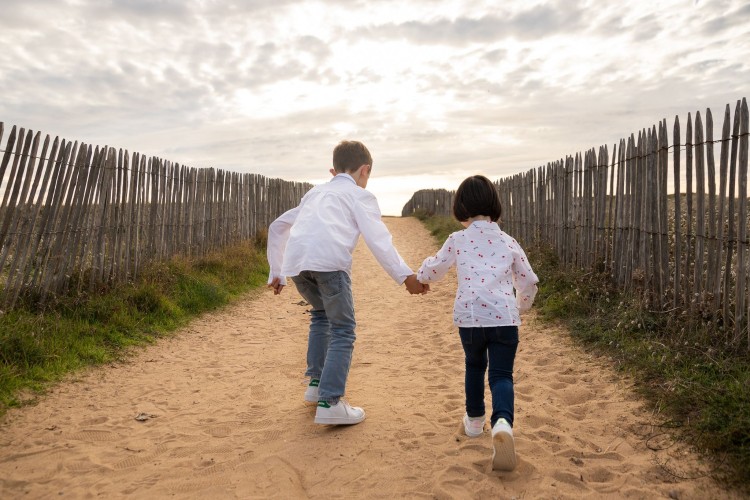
[[458, 325, 519, 428]]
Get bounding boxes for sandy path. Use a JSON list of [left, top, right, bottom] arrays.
[[0, 217, 737, 499]]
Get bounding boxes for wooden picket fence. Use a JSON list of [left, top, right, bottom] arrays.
[[401, 189, 454, 218], [0, 123, 312, 308], [402, 98, 750, 349]]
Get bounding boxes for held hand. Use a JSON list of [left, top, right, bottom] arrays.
[[404, 274, 428, 295], [268, 277, 285, 295]]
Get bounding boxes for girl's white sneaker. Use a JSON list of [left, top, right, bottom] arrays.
[[491, 418, 517, 471], [463, 413, 485, 437]]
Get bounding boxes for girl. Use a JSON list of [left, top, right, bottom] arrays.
[[417, 175, 538, 471]]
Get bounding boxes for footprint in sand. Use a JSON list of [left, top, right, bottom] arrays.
[[203, 423, 238, 438], [79, 416, 109, 426], [166, 452, 255, 494], [63, 459, 98, 473], [66, 429, 121, 442], [113, 444, 169, 470]]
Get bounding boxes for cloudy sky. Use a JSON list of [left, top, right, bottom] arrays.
[[1, 0, 748, 215]]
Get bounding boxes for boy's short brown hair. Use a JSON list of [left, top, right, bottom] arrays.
[[332, 141, 373, 173], [452, 175, 502, 222]]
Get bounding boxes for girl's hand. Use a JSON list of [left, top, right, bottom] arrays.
[[404, 275, 429, 294]]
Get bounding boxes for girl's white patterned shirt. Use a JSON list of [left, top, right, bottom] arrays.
[[417, 221, 539, 327]]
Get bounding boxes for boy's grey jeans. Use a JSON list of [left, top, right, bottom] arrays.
[[291, 270, 356, 404]]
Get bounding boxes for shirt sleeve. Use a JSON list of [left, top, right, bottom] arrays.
[[266, 206, 301, 286], [416, 234, 456, 283], [511, 241, 539, 311], [352, 193, 414, 284]]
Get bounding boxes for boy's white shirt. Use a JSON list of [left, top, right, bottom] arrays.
[[417, 220, 539, 327], [267, 173, 413, 286]]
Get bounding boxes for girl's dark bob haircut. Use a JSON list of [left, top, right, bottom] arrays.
[[452, 175, 502, 222]]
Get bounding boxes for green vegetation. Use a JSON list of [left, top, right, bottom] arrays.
[[0, 233, 269, 415], [414, 212, 750, 490]]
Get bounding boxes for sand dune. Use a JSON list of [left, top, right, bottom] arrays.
[[0, 217, 737, 499]]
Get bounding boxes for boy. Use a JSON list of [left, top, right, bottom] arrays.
[[267, 140, 427, 425]]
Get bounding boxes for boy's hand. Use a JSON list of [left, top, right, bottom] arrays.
[[404, 274, 429, 295], [268, 277, 285, 295]]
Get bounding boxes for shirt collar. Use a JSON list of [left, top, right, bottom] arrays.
[[470, 220, 499, 230], [331, 173, 356, 185]]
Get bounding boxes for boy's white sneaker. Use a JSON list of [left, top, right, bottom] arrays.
[[463, 413, 485, 437], [491, 418, 517, 471], [304, 379, 320, 402], [314, 400, 366, 425]]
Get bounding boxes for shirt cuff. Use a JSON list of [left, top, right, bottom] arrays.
[[268, 273, 288, 286], [397, 272, 413, 285]]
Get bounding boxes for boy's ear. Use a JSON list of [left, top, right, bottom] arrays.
[[330, 168, 336, 177]]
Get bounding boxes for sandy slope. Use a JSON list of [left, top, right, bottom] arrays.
[[0, 217, 738, 499]]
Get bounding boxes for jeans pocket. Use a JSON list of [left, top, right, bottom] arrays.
[[497, 326, 519, 346], [318, 271, 344, 298]]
